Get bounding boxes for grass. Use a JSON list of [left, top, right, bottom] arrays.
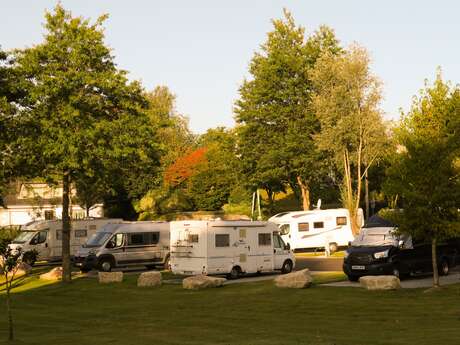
[[1, 272, 460, 345]]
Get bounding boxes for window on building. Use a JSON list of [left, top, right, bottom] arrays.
[[44, 210, 55, 220], [74, 229, 87, 238], [215, 234, 230, 247], [258, 233, 271, 246], [336, 217, 347, 226], [298, 223, 309, 232], [313, 222, 324, 229]]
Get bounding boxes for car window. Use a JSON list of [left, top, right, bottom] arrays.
[[273, 235, 282, 248]]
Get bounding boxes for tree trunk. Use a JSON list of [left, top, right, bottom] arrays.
[[365, 170, 369, 220], [431, 238, 440, 288], [296, 176, 310, 211], [6, 286, 13, 341], [86, 205, 90, 218], [62, 171, 72, 283]]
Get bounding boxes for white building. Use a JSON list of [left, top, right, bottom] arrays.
[[0, 182, 104, 227]]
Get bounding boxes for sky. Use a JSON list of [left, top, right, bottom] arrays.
[[2, 1, 460, 133]]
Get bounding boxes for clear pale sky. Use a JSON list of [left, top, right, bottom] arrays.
[[2, 1, 459, 133]]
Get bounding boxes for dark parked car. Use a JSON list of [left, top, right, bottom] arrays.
[[343, 215, 459, 281]]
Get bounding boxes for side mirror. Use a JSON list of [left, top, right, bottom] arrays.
[[284, 243, 291, 250], [398, 240, 404, 248], [106, 241, 115, 249]]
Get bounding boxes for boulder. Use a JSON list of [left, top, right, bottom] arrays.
[[98, 271, 123, 284], [359, 275, 401, 290], [182, 275, 226, 290], [137, 271, 162, 287], [274, 269, 313, 289], [40, 267, 63, 281]]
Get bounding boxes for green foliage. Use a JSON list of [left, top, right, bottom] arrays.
[[385, 73, 460, 242], [0, 227, 20, 243], [234, 10, 342, 209]]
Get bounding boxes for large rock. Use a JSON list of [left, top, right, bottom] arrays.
[[359, 275, 401, 290], [40, 267, 63, 281], [182, 275, 226, 290], [274, 269, 313, 289], [98, 271, 123, 284], [137, 271, 162, 287]]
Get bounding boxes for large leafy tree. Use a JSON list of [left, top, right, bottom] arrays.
[[234, 10, 341, 210], [311, 45, 387, 234], [14, 5, 160, 282], [385, 74, 460, 287]]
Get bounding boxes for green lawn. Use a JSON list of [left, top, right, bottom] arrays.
[[1, 273, 459, 345]]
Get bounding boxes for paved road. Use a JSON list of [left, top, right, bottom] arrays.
[[295, 256, 343, 271]]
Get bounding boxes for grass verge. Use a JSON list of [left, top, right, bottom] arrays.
[[0, 273, 459, 345]]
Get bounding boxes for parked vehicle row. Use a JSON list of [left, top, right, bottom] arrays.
[[343, 215, 459, 281]]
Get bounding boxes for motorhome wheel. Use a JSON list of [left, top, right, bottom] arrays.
[[228, 266, 241, 279], [99, 258, 113, 272], [281, 260, 293, 274], [347, 275, 359, 282]]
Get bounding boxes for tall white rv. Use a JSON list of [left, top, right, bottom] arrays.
[[9, 218, 122, 263], [269, 208, 363, 253], [170, 220, 295, 279]]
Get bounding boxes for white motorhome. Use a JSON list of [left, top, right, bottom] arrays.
[[170, 220, 295, 279], [74, 221, 170, 272], [269, 208, 364, 253], [9, 218, 122, 264]]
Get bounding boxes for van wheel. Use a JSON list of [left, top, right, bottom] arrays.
[[328, 243, 338, 254], [227, 266, 241, 280], [439, 259, 449, 276], [99, 258, 114, 272], [347, 275, 359, 282], [281, 260, 293, 274]]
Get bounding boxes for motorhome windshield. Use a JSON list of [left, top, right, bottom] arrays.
[[12, 231, 37, 244], [352, 228, 398, 247], [85, 232, 112, 247]]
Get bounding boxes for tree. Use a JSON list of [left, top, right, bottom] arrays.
[[234, 10, 342, 210], [311, 45, 387, 234], [14, 5, 160, 282], [385, 73, 460, 288]]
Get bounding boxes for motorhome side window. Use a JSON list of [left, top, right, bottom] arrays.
[[336, 217, 347, 226], [298, 223, 309, 232], [74, 229, 87, 238], [258, 233, 271, 246], [127, 232, 159, 246], [188, 234, 199, 243], [215, 234, 230, 247], [313, 222, 324, 229], [273, 235, 282, 248]]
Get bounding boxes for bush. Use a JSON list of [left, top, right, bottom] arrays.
[[0, 226, 20, 243]]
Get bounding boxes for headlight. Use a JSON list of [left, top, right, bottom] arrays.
[[373, 250, 389, 259], [344, 251, 349, 259]]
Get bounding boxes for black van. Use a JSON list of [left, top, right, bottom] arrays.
[[343, 215, 458, 281]]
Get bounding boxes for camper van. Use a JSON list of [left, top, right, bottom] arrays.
[[9, 218, 122, 264], [74, 221, 170, 272], [170, 220, 295, 279], [269, 208, 363, 253]]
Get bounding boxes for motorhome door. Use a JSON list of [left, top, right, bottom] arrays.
[[30, 230, 50, 260]]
